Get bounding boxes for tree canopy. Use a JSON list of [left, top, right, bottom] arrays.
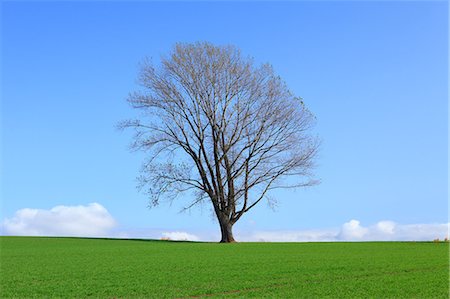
[[121, 42, 319, 242]]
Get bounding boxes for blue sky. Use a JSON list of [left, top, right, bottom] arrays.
[[1, 1, 448, 241]]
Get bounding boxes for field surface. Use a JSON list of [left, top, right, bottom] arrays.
[[0, 237, 448, 298]]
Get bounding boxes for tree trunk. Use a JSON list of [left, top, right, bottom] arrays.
[[219, 217, 236, 243]]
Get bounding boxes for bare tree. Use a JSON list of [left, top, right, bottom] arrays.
[[120, 42, 319, 242]]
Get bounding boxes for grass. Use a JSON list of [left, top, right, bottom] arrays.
[[0, 237, 448, 298]]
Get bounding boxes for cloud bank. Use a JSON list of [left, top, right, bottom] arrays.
[[156, 220, 449, 242], [335, 219, 448, 241], [2, 203, 447, 242], [239, 220, 449, 242], [161, 231, 200, 241], [2, 203, 116, 237]]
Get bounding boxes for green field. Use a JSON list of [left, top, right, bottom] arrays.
[[0, 237, 448, 298]]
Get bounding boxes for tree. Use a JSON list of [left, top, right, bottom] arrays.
[[121, 42, 319, 242]]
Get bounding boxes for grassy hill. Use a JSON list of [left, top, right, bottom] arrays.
[[0, 237, 448, 298]]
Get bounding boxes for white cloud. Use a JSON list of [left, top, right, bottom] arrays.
[[161, 231, 200, 241], [237, 220, 449, 242], [119, 221, 448, 242], [375, 220, 396, 235], [388, 223, 449, 241], [335, 220, 449, 241], [237, 229, 338, 242], [337, 219, 369, 240], [2, 203, 116, 237], [2, 206, 448, 243]]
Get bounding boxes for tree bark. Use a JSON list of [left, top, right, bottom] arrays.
[[219, 217, 236, 243]]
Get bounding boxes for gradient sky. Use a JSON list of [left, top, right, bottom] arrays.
[[1, 1, 448, 238]]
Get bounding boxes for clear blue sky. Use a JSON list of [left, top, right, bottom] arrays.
[[1, 1, 448, 237]]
